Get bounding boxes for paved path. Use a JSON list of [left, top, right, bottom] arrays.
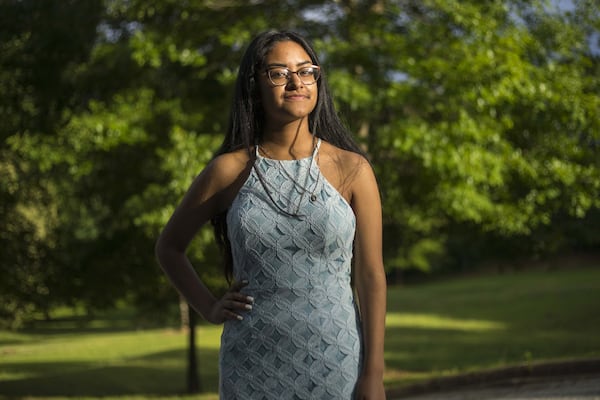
[[392, 374, 600, 400]]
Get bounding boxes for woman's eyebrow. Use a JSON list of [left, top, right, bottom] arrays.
[[266, 60, 312, 68]]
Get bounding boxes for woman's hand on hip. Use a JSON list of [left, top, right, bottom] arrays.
[[206, 280, 253, 324]]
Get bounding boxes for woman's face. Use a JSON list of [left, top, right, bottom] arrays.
[[258, 40, 319, 128]]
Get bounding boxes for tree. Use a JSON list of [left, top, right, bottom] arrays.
[[0, 0, 104, 326], [0, 0, 598, 393], [317, 0, 600, 275]]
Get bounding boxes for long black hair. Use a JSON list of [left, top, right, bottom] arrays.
[[211, 30, 366, 282]]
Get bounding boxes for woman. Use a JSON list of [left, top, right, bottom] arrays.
[[155, 30, 386, 399]]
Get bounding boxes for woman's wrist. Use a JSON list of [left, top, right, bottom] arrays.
[[361, 362, 385, 378]]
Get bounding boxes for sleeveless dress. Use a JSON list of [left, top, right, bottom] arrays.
[[220, 139, 362, 399]]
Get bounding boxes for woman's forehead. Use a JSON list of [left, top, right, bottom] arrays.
[[265, 41, 312, 66]]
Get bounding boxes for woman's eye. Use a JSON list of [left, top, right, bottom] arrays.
[[271, 70, 288, 78]]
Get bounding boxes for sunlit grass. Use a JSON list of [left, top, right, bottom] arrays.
[[383, 266, 600, 387], [1, 266, 599, 399], [0, 326, 223, 398], [386, 313, 506, 331]]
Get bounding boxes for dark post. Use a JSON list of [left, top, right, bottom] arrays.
[[186, 305, 201, 393]]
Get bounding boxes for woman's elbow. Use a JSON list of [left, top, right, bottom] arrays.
[[154, 232, 173, 266], [356, 263, 386, 289]]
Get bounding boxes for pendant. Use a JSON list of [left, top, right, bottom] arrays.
[[310, 194, 317, 202]]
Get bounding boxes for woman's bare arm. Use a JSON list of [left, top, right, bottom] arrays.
[[155, 152, 253, 323], [351, 157, 387, 399]]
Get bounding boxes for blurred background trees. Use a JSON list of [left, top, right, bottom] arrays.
[[1, 0, 599, 327]]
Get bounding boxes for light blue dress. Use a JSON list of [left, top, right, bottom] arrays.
[[220, 139, 362, 399]]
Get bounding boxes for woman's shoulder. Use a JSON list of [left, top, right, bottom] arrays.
[[213, 147, 252, 164], [319, 140, 379, 208], [318, 139, 373, 201], [202, 147, 254, 188], [320, 139, 370, 172], [210, 147, 253, 171]]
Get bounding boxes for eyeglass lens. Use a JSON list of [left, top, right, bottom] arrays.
[[267, 66, 320, 86]]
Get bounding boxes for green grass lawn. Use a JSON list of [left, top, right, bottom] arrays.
[[385, 266, 600, 386], [1, 267, 599, 399]]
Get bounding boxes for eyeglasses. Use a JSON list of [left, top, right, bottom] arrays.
[[263, 65, 321, 86]]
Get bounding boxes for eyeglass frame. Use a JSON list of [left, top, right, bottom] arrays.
[[262, 65, 321, 87]]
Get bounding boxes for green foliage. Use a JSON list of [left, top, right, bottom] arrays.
[[321, 0, 600, 273], [0, 0, 599, 325]]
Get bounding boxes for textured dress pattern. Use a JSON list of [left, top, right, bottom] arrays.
[[220, 140, 362, 399]]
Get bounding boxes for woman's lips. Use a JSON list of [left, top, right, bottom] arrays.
[[284, 94, 309, 100]]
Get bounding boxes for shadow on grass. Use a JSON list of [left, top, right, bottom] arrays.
[[386, 326, 523, 373], [0, 348, 221, 397], [18, 311, 182, 336], [0, 338, 38, 347], [384, 268, 600, 382]]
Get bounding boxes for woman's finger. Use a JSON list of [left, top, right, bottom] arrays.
[[229, 279, 249, 292], [223, 309, 243, 321], [215, 281, 253, 322], [224, 299, 253, 311], [226, 292, 254, 304]]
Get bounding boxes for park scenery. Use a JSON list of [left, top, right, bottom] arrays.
[[1, 1, 599, 399]]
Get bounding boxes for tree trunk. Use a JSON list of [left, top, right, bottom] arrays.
[[179, 296, 190, 331], [187, 305, 201, 393]]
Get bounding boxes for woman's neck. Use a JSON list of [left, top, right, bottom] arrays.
[[261, 118, 315, 159]]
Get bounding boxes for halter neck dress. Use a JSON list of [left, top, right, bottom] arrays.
[[220, 139, 362, 399]]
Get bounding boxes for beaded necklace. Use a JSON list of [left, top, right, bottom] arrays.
[[254, 137, 322, 218]]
